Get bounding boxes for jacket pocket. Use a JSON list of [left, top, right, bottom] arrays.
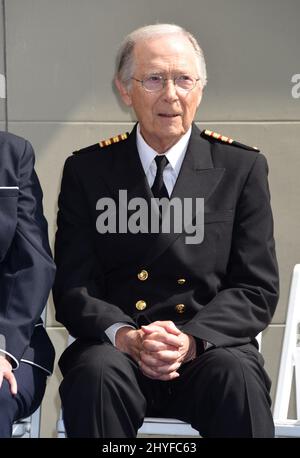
[[0, 187, 19, 197], [204, 209, 234, 224]]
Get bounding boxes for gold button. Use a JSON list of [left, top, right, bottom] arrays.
[[137, 270, 148, 281], [175, 303, 185, 314], [177, 278, 186, 285], [136, 300, 147, 311]]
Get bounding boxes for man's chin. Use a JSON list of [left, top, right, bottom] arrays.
[[160, 127, 185, 141], [153, 131, 185, 152], [158, 115, 182, 127]]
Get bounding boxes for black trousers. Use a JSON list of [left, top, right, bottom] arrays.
[[0, 362, 48, 437], [59, 341, 274, 438]]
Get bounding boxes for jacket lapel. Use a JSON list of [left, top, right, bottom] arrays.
[[103, 125, 150, 198], [140, 124, 225, 267], [101, 124, 158, 233]]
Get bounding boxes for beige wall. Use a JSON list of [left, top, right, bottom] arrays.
[[0, 0, 299, 436]]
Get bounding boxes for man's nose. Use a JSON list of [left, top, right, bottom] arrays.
[[162, 79, 179, 102]]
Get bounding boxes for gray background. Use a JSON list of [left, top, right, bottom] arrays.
[[0, 0, 299, 437]]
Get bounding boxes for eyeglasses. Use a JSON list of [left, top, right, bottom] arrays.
[[131, 75, 200, 92]]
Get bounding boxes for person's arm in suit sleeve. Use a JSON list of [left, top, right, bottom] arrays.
[[0, 139, 55, 369], [53, 156, 136, 340], [182, 153, 279, 348]]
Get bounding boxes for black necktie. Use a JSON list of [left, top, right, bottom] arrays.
[[151, 155, 169, 199]]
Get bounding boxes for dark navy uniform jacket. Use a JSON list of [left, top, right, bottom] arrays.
[[54, 124, 279, 363], [0, 131, 55, 374]]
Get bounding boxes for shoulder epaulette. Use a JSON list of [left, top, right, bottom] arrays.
[[202, 129, 260, 152], [72, 132, 129, 155], [99, 132, 129, 148]]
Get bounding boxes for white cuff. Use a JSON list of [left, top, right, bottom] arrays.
[[105, 323, 135, 346]]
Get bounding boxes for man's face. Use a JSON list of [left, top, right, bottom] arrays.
[[116, 34, 203, 153]]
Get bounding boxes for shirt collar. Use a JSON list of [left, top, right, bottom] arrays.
[[136, 124, 192, 176]]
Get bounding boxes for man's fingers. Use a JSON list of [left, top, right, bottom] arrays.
[[141, 324, 172, 335], [141, 325, 160, 335], [142, 321, 181, 336], [5, 372, 18, 395], [141, 359, 181, 375], [141, 323, 183, 350], [0, 370, 18, 395], [157, 321, 181, 335], [163, 323, 181, 335], [142, 340, 179, 353], [143, 332, 183, 350], [140, 349, 180, 365]]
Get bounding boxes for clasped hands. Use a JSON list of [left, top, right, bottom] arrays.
[[115, 321, 196, 381]]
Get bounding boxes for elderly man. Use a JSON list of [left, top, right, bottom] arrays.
[[0, 132, 55, 437], [54, 24, 279, 438]]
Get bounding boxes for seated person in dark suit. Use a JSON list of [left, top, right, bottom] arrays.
[[54, 23, 279, 438], [0, 132, 55, 437]]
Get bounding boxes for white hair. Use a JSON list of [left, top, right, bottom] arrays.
[[115, 24, 207, 88]]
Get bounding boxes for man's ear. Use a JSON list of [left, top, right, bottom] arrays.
[[115, 78, 132, 107]]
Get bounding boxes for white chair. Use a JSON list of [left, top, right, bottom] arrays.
[[12, 408, 41, 438], [138, 417, 198, 436], [273, 264, 300, 437], [57, 397, 199, 438], [57, 410, 66, 438]]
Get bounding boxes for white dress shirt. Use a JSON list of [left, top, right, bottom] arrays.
[[136, 123, 191, 196], [105, 124, 192, 346]]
